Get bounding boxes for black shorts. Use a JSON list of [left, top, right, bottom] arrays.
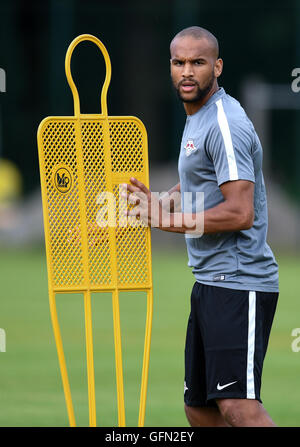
[[184, 282, 278, 407]]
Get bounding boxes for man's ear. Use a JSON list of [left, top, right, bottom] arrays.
[[215, 58, 223, 78]]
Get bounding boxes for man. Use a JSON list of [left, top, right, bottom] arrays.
[[122, 26, 279, 427]]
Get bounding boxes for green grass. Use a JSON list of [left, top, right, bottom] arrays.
[[0, 246, 299, 426]]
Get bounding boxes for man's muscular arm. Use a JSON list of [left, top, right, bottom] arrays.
[[125, 178, 254, 235], [166, 180, 254, 234]]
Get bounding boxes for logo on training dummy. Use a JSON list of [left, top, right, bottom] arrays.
[[53, 165, 73, 194], [184, 139, 197, 156]]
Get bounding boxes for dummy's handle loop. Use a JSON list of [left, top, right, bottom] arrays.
[[65, 34, 111, 117]]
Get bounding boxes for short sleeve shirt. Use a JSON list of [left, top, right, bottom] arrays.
[[178, 87, 279, 292]]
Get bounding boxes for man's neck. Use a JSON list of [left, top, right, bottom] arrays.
[[184, 83, 220, 116]]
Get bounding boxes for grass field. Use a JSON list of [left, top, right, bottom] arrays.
[[0, 246, 299, 427]]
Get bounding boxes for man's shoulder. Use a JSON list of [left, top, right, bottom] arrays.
[[204, 92, 255, 138], [218, 93, 249, 121]]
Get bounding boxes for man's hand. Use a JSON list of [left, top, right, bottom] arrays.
[[120, 177, 162, 228], [160, 182, 181, 213]]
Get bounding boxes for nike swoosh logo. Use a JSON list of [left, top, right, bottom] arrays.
[[217, 381, 237, 391], [184, 381, 188, 393]]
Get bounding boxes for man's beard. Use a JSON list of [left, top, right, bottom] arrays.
[[174, 72, 215, 103]]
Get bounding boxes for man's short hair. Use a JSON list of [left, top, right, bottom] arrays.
[[171, 26, 219, 58]]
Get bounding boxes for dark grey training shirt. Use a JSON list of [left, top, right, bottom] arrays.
[[178, 87, 279, 292]]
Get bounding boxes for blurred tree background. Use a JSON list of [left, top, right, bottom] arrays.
[[0, 0, 298, 199]]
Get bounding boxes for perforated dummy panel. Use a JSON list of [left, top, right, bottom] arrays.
[[39, 116, 151, 291]]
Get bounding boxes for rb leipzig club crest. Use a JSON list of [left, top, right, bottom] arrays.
[[184, 139, 197, 157]]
